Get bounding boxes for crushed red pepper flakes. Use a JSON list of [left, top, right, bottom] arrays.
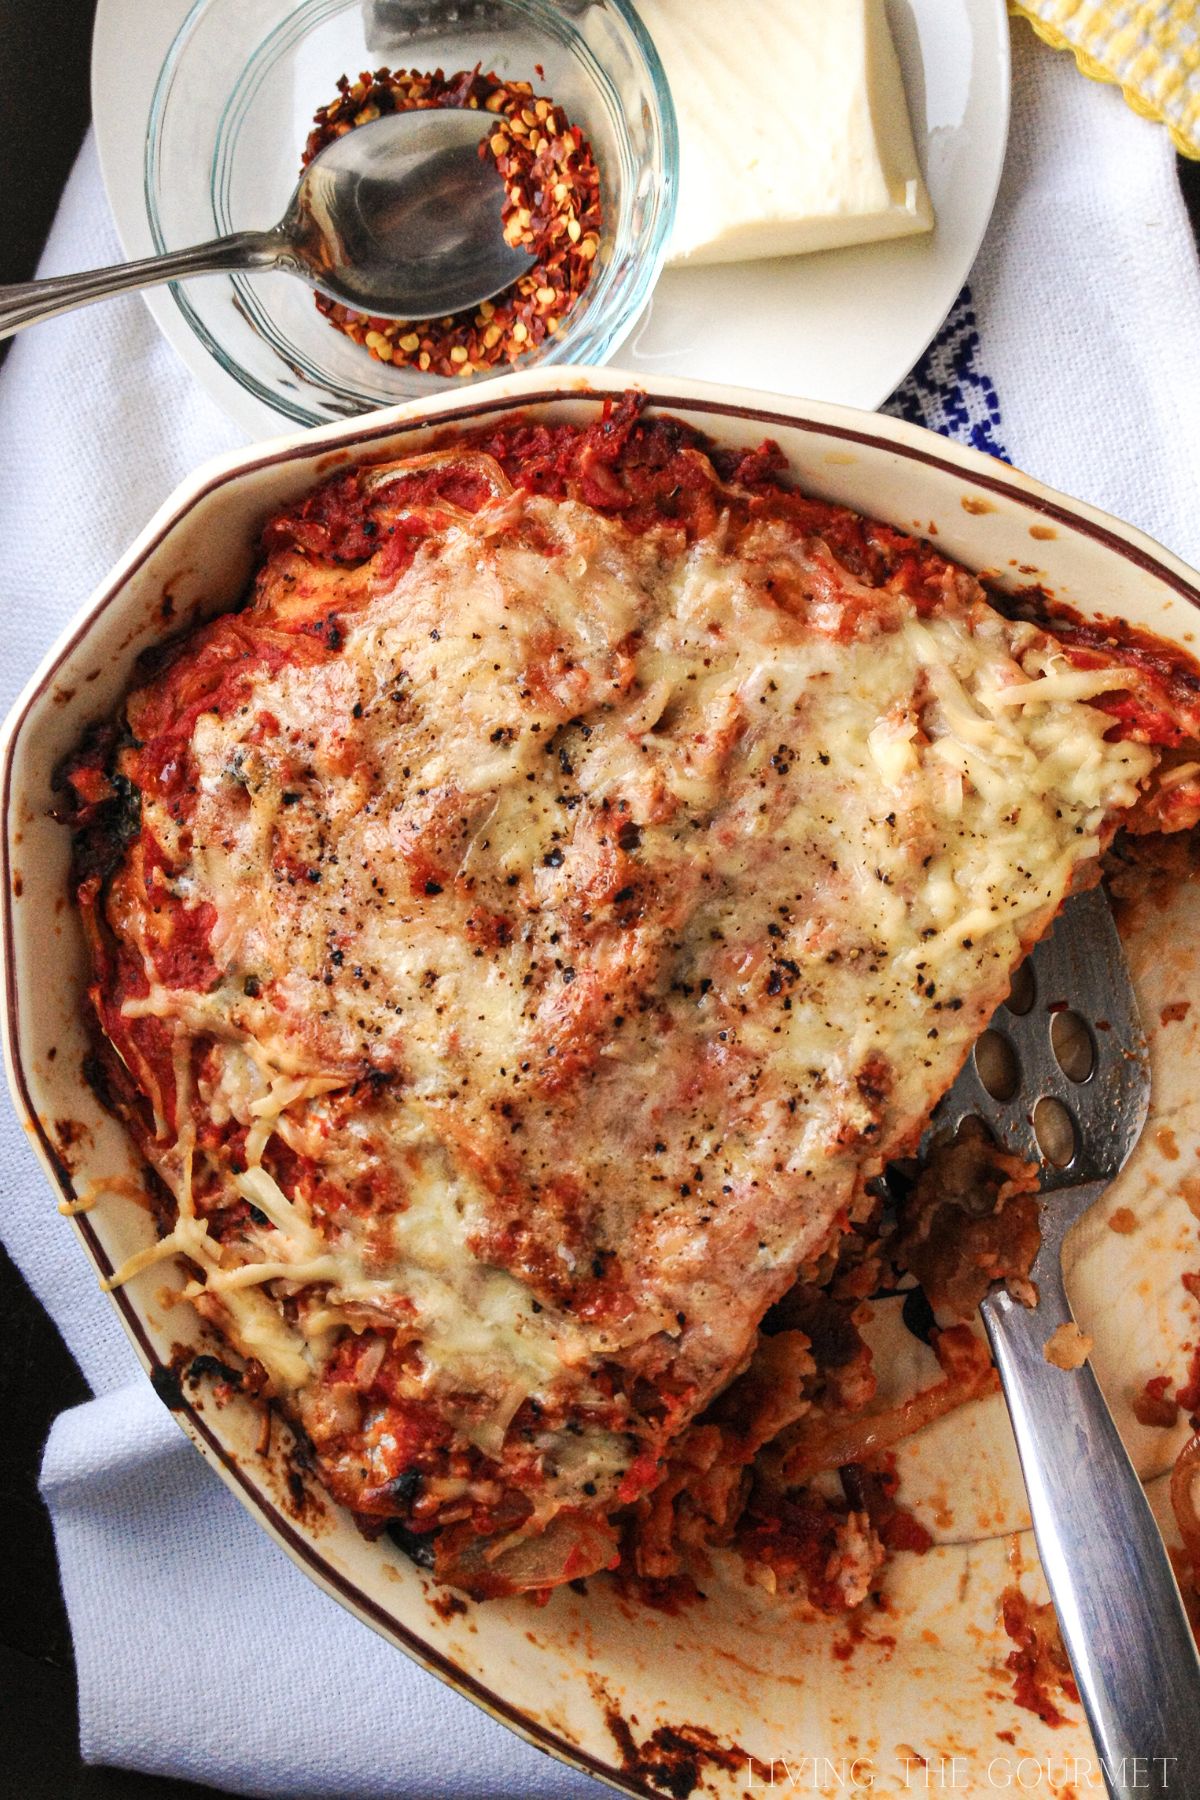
[[302, 66, 602, 379]]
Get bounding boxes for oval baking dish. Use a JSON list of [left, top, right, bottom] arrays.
[[5, 368, 1200, 1795]]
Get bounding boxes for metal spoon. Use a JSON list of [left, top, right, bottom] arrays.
[[0, 109, 533, 341]]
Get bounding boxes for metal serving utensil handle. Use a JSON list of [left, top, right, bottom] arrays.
[[982, 1220, 1200, 1799], [0, 229, 290, 340]]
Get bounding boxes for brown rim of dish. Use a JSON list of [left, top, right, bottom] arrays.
[[4, 383, 1200, 1798]]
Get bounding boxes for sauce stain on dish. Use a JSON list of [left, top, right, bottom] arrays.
[[49, 1115, 90, 1171], [315, 448, 355, 476], [1158, 1125, 1182, 1162], [1178, 1175, 1200, 1221]]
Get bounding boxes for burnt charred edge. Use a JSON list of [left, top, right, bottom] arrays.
[[56, 717, 143, 790], [385, 1518, 437, 1570], [81, 1050, 116, 1113], [384, 1467, 423, 1507], [284, 1419, 319, 1475], [649, 1731, 706, 1800], [81, 773, 142, 882], [901, 1284, 939, 1346], [983, 579, 1055, 626], [349, 1065, 402, 1098], [130, 591, 253, 690], [43, 1143, 77, 1199], [80, 1030, 167, 1216], [605, 1713, 644, 1778], [759, 1283, 861, 1367], [709, 437, 791, 489], [605, 1710, 739, 1800], [108, 771, 142, 842], [188, 1353, 245, 1389], [150, 1363, 185, 1410], [141, 1160, 177, 1236], [990, 583, 1200, 697], [50, 717, 121, 812]]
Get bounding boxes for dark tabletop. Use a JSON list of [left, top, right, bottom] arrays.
[[3, 8, 1200, 1796]]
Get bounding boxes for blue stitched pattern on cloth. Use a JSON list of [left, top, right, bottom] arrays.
[[883, 285, 1009, 462]]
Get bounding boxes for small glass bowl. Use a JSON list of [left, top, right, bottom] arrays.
[[146, 0, 677, 428]]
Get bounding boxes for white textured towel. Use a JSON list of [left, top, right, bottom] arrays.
[[3, 24, 1200, 1796]]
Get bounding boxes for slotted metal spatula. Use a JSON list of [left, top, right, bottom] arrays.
[[928, 884, 1200, 1796]]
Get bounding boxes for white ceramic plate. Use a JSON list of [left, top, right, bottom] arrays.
[[91, 0, 1010, 439], [6, 368, 1200, 1795]]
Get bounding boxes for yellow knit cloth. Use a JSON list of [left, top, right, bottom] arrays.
[[1010, 1, 1200, 157]]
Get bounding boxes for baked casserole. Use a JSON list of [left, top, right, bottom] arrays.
[[61, 394, 1200, 1616]]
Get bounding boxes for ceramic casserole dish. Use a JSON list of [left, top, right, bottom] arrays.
[[5, 368, 1200, 1798]]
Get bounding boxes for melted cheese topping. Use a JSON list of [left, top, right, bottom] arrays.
[[104, 482, 1155, 1540]]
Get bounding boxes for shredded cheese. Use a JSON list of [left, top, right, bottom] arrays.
[[89, 480, 1161, 1523]]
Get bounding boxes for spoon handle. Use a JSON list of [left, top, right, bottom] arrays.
[[982, 1248, 1200, 1798], [0, 229, 287, 341]]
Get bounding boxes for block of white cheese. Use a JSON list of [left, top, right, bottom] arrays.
[[639, 0, 934, 267]]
